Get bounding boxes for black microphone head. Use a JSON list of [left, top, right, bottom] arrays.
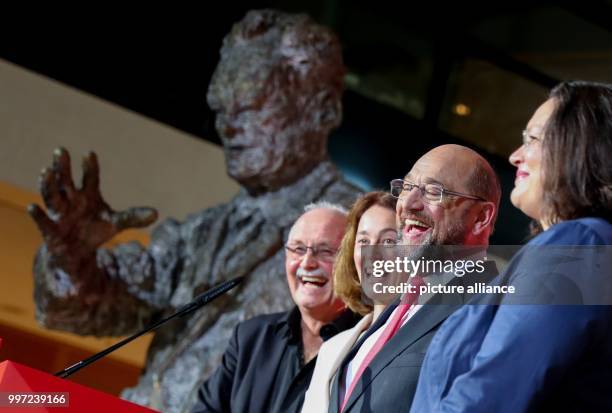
[[197, 276, 245, 305]]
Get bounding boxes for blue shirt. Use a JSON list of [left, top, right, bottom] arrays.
[[410, 218, 612, 413]]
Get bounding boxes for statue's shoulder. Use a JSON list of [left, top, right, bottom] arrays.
[[320, 175, 364, 208], [182, 201, 231, 226], [149, 200, 233, 246]]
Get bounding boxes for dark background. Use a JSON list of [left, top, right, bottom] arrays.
[[2, 1, 611, 243]]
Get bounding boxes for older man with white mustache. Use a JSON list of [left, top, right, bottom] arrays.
[[193, 202, 360, 413]]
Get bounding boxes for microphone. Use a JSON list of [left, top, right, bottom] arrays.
[[55, 276, 244, 379]]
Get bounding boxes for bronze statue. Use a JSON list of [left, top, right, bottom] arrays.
[[29, 9, 360, 413]]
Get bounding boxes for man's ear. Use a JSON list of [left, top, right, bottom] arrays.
[[473, 202, 496, 236], [306, 90, 342, 131]]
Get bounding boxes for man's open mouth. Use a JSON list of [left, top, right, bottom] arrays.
[[402, 218, 433, 244], [297, 275, 328, 287], [405, 218, 432, 234]]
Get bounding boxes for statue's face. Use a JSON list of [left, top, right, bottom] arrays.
[[211, 83, 299, 183], [207, 46, 328, 192]]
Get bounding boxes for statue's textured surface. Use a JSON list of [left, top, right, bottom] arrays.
[[30, 9, 360, 412]]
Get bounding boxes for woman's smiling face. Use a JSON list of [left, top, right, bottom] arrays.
[[354, 204, 398, 282], [509, 98, 556, 223]]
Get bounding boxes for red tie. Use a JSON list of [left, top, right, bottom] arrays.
[[340, 276, 424, 412]]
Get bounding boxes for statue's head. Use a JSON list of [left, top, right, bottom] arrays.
[[207, 9, 346, 194]]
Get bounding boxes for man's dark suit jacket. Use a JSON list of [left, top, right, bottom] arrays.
[[192, 307, 359, 413], [327, 262, 498, 413]]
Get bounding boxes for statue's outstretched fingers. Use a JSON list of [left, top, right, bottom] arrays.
[[81, 152, 101, 197], [53, 147, 76, 201], [28, 203, 57, 238], [39, 167, 67, 216], [113, 207, 159, 231]]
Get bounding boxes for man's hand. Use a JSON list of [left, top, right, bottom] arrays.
[[28, 148, 158, 256]]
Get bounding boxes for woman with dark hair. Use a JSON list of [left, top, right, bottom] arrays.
[[510, 80, 612, 231], [301, 191, 397, 413], [410, 81, 612, 413]]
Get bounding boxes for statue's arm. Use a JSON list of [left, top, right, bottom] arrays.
[[32, 219, 184, 336]]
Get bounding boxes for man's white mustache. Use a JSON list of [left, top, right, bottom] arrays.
[[296, 267, 328, 279]]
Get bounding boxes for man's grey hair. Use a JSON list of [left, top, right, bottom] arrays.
[[287, 201, 348, 240], [303, 201, 348, 215]]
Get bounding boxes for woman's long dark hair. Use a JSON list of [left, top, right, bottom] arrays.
[[535, 81, 612, 233]]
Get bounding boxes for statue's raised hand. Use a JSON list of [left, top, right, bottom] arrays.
[[28, 148, 158, 256]]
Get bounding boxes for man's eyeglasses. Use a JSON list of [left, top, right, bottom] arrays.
[[390, 179, 486, 204], [284, 244, 337, 262]]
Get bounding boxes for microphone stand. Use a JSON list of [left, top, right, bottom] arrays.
[[55, 276, 244, 379]]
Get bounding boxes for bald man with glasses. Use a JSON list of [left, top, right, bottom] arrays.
[[327, 144, 502, 413]]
